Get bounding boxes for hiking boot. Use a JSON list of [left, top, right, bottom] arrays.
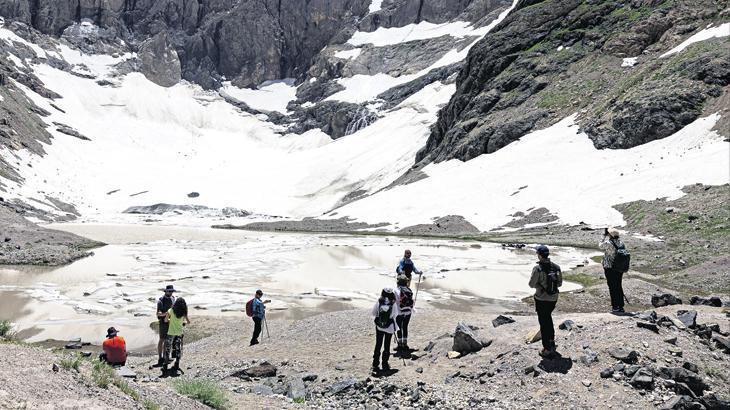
[[152, 357, 164, 368], [538, 348, 552, 358], [617, 307, 625, 313], [250, 340, 259, 346]]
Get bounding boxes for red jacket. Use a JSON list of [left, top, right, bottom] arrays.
[[102, 336, 127, 364]]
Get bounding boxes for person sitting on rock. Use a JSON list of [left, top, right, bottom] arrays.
[[600, 228, 626, 313], [396, 249, 422, 287], [528, 245, 562, 358], [163, 297, 190, 375], [99, 327, 127, 366], [371, 287, 400, 374], [394, 274, 414, 353]]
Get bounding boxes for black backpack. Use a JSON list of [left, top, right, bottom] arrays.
[[611, 240, 631, 273], [399, 286, 414, 309], [540, 262, 561, 295], [374, 301, 393, 328]]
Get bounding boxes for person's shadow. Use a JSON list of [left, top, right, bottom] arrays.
[[537, 353, 573, 374], [372, 368, 399, 378]]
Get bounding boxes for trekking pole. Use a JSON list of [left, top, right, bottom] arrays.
[[264, 317, 270, 339], [414, 272, 423, 303], [624, 294, 630, 305]]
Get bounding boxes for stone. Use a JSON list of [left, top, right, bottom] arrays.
[[657, 367, 709, 396], [711, 333, 730, 352], [637, 321, 660, 333], [251, 384, 274, 396], [415, 367, 423, 374], [676, 310, 697, 329], [286, 376, 306, 400], [664, 337, 678, 345], [689, 296, 722, 307], [668, 347, 683, 357], [115, 366, 136, 378], [329, 378, 357, 395], [630, 368, 655, 390], [700, 393, 730, 410], [52, 363, 59, 372], [242, 361, 277, 378], [187, 192, 200, 198], [652, 294, 682, 308], [525, 328, 542, 344], [581, 379, 592, 387], [637, 311, 659, 322], [608, 347, 639, 364], [659, 395, 695, 410], [579, 349, 599, 366], [625, 365, 642, 377], [559, 320, 576, 331], [301, 373, 318, 382], [681, 362, 698, 374], [600, 368, 614, 378], [447, 351, 462, 359], [492, 315, 516, 327], [452, 321, 483, 354]]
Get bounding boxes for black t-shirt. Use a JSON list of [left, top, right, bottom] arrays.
[[157, 295, 175, 322]]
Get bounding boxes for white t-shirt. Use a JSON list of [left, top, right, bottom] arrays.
[[371, 299, 400, 334]]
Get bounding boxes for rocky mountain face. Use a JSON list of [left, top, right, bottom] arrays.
[[417, 0, 730, 164]]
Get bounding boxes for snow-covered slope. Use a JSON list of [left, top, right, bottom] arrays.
[[0, 2, 728, 232]]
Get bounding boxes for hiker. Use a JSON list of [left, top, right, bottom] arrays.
[[163, 297, 190, 374], [248, 290, 270, 346], [99, 327, 127, 366], [396, 249, 422, 287], [155, 285, 176, 367], [528, 245, 562, 358], [600, 227, 629, 313], [394, 274, 414, 352], [371, 287, 399, 374]]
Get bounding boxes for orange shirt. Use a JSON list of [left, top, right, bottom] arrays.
[[102, 336, 127, 364]]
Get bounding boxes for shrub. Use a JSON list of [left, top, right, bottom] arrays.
[[0, 320, 12, 338], [59, 354, 82, 371], [173, 379, 229, 410], [91, 361, 116, 388]]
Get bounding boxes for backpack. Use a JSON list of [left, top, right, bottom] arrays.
[[540, 262, 562, 295], [399, 286, 414, 309], [611, 240, 631, 273], [374, 301, 393, 328], [396, 259, 414, 275], [245, 299, 254, 317]]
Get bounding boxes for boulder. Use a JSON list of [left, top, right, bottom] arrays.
[[452, 322, 483, 354], [138, 32, 181, 87], [637, 311, 658, 322], [652, 293, 682, 308], [689, 296, 722, 307], [657, 367, 710, 396], [243, 361, 277, 378], [447, 351, 462, 359], [608, 347, 639, 364], [664, 337, 678, 345], [700, 393, 730, 410], [659, 395, 698, 410], [637, 321, 660, 333], [329, 378, 357, 395], [676, 310, 697, 329], [558, 320, 576, 331], [629, 368, 655, 390], [579, 349, 599, 366], [286, 376, 306, 400], [681, 362, 698, 374], [251, 384, 274, 396], [600, 368, 614, 378], [301, 373, 318, 382], [711, 333, 730, 352], [492, 315, 516, 328]]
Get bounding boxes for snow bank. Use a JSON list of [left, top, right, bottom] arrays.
[[334, 48, 362, 60], [369, 0, 384, 14], [333, 114, 730, 231], [660, 22, 730, 58], [219, 79, 297, 114]]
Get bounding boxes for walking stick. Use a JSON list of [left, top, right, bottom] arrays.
[[264, 316, 270, 338], [414, 272, 423, 302]]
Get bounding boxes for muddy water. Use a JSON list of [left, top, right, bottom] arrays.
[[0, 224, 598, 349]]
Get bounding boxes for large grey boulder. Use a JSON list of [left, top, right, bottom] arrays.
[[657, 367, 710, 397], [452, 321, 483, 354], [675, 310, 697, 329], [651, 293, 683, 308], [608, 347, 639, 364], [138, 32, 181, 87], [286, 376, 307, 400]]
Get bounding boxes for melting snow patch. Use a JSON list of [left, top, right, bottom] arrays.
[[660, 22, 730, 58], [348, 21, 488, 47], [334, 114, 729, 231], [622, 57, 638, 67], [369, 0, 384, 13], [220, 79, 297, 114], [334, 48, 362, 60]]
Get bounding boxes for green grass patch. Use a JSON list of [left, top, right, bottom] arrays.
[[293, 397, 306, 404], [115, 378, 139, 401], [0, 320, 12, 338], [174, 379, 229, 410], [564, 272, 603, 287], [143, 400, 161, 410], [590, 255, 603, 264], [536, 90, 571, 109], [609, 5, 650, 21], [705, 367, 728, 382], [91, 361, 116, 388], [59, 354, 83, 371]]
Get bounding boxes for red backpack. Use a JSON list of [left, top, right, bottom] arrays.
[[245, 299, 254, 317]]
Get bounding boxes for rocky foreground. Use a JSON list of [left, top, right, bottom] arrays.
[[2, 294, 729, 409]]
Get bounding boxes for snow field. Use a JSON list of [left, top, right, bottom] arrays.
[[660, 22, 730, 58]]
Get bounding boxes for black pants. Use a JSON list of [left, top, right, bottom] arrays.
[[98, 353, 125, 367], [251, 318, 262, 345], [373, 329, 392, 368], [604, 268, 625, 309], [534, 298, 556, 350], [396, 314, 411, 347]]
